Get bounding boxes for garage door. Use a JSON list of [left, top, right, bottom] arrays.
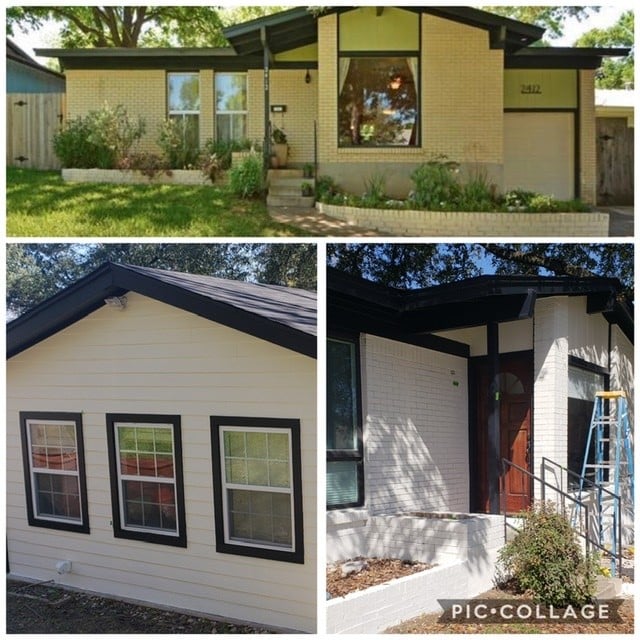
[[504, 112, 575, 200]]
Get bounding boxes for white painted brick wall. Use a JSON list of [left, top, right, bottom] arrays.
[[533, 297, 569, 495], [361, 335, 469, 515]]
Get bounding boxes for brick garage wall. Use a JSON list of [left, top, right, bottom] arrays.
[[361, 334, 469, 515], [65, 69, 166, 154], [316, 11, 503, 195], [533, 297, 569, 491], [579, 69, 597, 205]]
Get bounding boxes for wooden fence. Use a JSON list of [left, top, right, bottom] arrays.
[[596, 117, 634, 206], [6, 92, 66, 170]]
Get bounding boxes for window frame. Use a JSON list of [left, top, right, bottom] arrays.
[[327, 334, 365, 510], [19, 411, 90, 534], [106, 413, 187, 548], [167, 71, 200, 150], [214, 72, 249, 142], [210, 416, 304, 564], [337, 53, 421, 148]]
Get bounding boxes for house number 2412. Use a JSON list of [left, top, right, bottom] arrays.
[[520, 84, 542, 95]]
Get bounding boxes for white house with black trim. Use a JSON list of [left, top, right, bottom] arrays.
[[6, 262, 317, 633]]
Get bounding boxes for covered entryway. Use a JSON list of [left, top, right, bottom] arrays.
[[504, 112, 575, 200], [472, 352, 533, 515]]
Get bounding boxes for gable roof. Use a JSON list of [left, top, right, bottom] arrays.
[[328, 267, 633, 346], [6, 38, 65, 79], [7, 263, 317, 359]]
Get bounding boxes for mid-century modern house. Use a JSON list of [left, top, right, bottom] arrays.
[[326, 266, 633, 630], [6, 262, 317, 633], [36, 6, 629, 202]]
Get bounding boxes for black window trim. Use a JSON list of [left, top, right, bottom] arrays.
[[210, 416, 304, 564], [19, 411, 90, 534], [106, 413, 187, 548], [327, 333, 365, 510]]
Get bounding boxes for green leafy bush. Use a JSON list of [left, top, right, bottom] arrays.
[[410, 157, 461, 210], [116, 152, 171, 179], [362, 172, 388, 207], [54, 104, 145, 169], [203, 138, 260, 170], [157, 117, 199, 169], [228, 154, 265, 198], [315, 175, 340, 202], [496, 501, 597, 607]]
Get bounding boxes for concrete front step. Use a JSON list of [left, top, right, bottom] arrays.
[[267, 169, 304, 180], [267, 194, 315, 208]]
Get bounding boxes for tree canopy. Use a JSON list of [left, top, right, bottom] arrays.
[[327, 243, 633, 301], [7, 244, 316, 318]]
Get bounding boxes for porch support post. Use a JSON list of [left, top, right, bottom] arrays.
[[487, 320, 501, 514], [261, 26, 271, 170]]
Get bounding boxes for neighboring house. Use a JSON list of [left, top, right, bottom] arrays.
[[327, 267, 633, 551], [36, 6, 628, 203], [7, 38, 66, 93], [595, 88, 634, 205], [6, 263, 317, 633]]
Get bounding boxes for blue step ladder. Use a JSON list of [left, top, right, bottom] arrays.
[[579, 391, 634, 575]]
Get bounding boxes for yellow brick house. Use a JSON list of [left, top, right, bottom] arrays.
[[38, 6, 629, 203]]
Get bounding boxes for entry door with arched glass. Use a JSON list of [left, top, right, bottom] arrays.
[[473, 353, 533, 514]]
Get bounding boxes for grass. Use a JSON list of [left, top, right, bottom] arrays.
[[6, 168, 308, 237]]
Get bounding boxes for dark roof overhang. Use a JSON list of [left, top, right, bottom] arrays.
[[8, 263, 317, 359], [328, 268, 632, 345], [506, 47, 631, 70]]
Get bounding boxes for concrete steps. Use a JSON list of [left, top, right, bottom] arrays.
[[267, 169, 315, 208]]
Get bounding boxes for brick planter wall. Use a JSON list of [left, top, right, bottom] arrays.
[[317, 202, 609, 237], [61, 168, 217, 186]]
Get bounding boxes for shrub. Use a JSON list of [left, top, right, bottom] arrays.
[[410, 157, 461, 210], [116, 152, 171, 179], [202, 138, 260, 170], [315, 175, 340, 202], [362, 172, 387, 207], [496, 501, 598, 607], [54, 104, 145, 169], [228, 154, 265, 198], [158, 118, 200, 169]]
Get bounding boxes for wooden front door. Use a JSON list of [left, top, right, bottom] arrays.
[[473, 353, 533, 514]]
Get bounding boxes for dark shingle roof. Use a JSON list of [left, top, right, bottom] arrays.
[[8, 262, 316, 359]]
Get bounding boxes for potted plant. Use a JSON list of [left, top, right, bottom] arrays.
[[303, 163, 314, 178], [301, 181, 314, 197], [272, 126, 288, 168]]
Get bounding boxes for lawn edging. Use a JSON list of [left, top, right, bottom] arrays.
[[317, 202, 610, 237], [61, 168, 215, 186]]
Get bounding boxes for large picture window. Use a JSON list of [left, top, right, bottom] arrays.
[[106, 414, 186, 547], [211, 416, 304, 563], [338, 56, 418, 147], [20, 412, 90, 533], [167, 72, 200, 152], [215, 73, 248, 142], [327, 337, 364, 508]]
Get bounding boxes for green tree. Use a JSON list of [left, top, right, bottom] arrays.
[[483, 6, 598, 39], [7, 244, 316, 318], [574, 11, 634, 88]]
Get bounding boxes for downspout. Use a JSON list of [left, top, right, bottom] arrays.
[[261, 26, 271, 171], [487, 321, 500, 514]]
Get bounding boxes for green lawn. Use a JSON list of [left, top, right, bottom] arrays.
[[6, 168, 308, 237]]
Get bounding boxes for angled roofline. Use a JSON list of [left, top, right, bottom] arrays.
[[507, 46, 631, 70], [8, 263, 317, 359], [7, 38, 65, 79], [328, 267, 633, 343]]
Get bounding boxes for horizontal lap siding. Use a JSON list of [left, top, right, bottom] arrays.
[[7, 292, 316, 632], [362, 335, 469, 514]]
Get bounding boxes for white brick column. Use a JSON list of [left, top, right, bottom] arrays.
[[533, 297, 569, 499]]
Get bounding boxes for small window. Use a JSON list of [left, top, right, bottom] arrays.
[[215, 73, 248, 142], [210, 417, 304, 563], [106, 414, 186, 547], [327, 337, 364, 509], [167, 72, 200, 152], [19, 412, 89, 533]]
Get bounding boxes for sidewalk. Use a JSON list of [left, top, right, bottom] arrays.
[[605, 206, 634, 238], [268, 206, 382, 237]]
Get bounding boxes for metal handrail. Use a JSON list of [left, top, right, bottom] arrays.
[[501, 458, 622, 576]]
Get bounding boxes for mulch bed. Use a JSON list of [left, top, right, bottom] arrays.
[[385, 586, 634, 634], [6, 579, 274, 634], [326, 557, 434, 598]]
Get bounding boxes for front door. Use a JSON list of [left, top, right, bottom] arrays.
[[473, 353, 533, 514]]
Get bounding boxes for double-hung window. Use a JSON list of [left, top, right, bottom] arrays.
[[211, 416, 304, 563], [215, 73, 248, 142], [327, 337, 364, 508], [20, 412, 89, 533], [106, 414, 186, 547], [167, 72, 200, 152]]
